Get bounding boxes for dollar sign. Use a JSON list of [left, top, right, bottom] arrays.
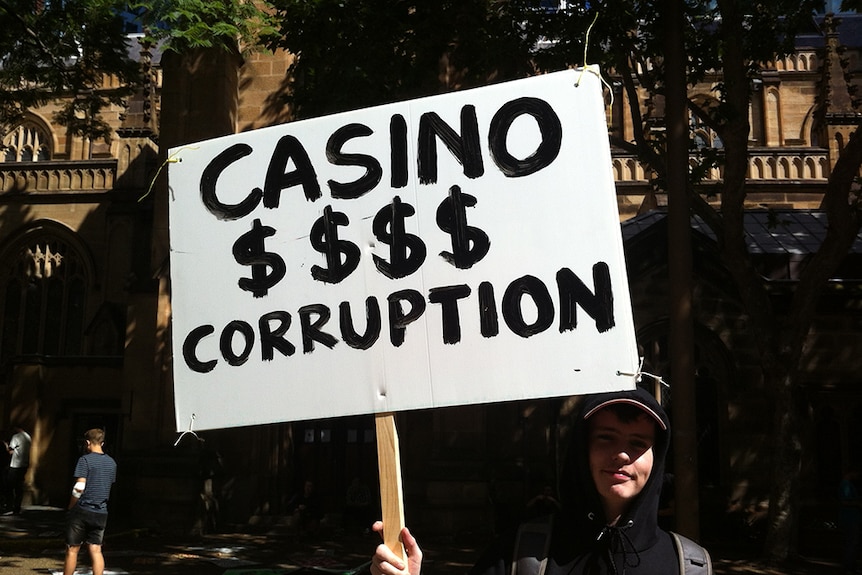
[[372, 196, 426, 279], [310, 205, 361, 284], [436, 184, 490, 269], [232, 218, 287, 298]]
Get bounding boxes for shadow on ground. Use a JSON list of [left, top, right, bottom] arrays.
[[0, 507, 849, 575]]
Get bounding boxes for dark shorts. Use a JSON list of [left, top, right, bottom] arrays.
[[66, 506, 108, 546]]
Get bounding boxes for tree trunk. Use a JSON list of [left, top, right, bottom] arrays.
[[763, 362, 802, 561], [715, 0, 799, 560], [664, 0, 699, 541]]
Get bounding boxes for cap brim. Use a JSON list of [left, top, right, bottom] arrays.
[[583, 398, 667, 431]]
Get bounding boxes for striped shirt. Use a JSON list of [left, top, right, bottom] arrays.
[[74, 452, 117, 514]]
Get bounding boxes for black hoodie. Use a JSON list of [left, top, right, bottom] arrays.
[[470, 386, 679, 575]]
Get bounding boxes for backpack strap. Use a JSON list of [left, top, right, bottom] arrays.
[[511, 515, 554, 575], [669, 531, 713, 575]]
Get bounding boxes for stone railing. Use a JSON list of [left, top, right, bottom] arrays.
[[3, 149, 829, 195], [0, 159, 117, 194], [612, 148, 829, 183], [747, 149, 829, 180], [770, 51, 819, 72]]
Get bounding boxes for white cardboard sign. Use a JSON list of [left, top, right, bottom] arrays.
[[168, 69, 638, 431]]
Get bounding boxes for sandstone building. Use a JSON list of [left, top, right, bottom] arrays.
[[0, 9, 860, 544]]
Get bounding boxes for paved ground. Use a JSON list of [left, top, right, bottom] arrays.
[[0, 506, 849, 575]]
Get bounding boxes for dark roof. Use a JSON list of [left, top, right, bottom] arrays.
[[801, 13, 862, 50], [624, 209, 862, 255]]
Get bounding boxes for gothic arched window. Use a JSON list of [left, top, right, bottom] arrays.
[[1, 117, 53, 163], [689, 114, 724, 150], [0, 226, 90, 362]]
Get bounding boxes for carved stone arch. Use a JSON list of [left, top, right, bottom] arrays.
[[800, 105, 818, 147], [754, 157, 765, 179], [765, 88, 782, 146], [793, 156, 805, 178], [805, 157, 817, 179], [1, 112, 55, 162], [767, 156, 778, 178], [693, 129, 710, 149], [626, 158, 638, 180], [120, 143, 133, 172]]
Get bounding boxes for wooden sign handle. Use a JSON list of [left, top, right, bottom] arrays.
[[376, 412, 406, 559]]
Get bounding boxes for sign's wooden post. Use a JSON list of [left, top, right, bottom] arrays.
[[376, 412, 405, 559]]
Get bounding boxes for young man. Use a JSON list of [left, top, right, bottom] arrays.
[[64, 428, 117, 575], [371, 387, 706, 575]]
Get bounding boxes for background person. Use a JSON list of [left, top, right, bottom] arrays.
[[4, 424, 31, 515], [346, 476, 374, 534], [64, 428, 117, 575], [287, 479, 322, 538]]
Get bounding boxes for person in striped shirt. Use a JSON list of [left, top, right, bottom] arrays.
[[63, 428, 117, 575]]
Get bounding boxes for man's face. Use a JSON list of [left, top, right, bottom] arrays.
[[588, 408, 656, 518]]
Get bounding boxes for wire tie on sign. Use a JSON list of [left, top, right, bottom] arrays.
[[638, 370, 670, 388], [616, 357, 670, 388], [574, 10, 614, 109], [139, 145, 199, 203], [174, 413, 203, 447]]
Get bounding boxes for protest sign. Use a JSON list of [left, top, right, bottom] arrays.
[[168, 68, 638, 432]]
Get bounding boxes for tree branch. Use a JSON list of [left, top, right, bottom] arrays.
[[0, 0, 76, 86]]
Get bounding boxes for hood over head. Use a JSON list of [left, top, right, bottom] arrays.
[[558, 385, 671, 552]]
